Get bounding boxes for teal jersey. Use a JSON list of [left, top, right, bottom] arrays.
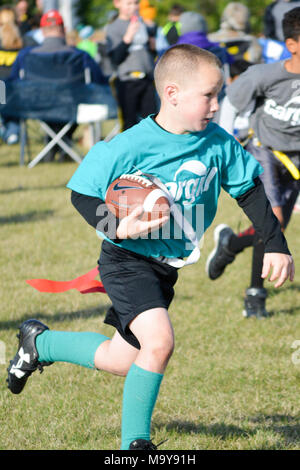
[[67, 116, 263, 259]]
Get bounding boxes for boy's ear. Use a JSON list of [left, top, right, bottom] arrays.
[[164, 83, 178, 106], [285, 37, 298, 54]]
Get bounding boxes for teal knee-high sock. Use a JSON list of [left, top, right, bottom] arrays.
[[121, 363, 163, 450], [36, 330, 110, 369]]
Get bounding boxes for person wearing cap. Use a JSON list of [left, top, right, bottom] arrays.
[[8, 9, 108, 161], [10, 10, 107, 82]]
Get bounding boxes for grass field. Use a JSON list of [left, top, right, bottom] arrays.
[[0, 126, 300, 450]]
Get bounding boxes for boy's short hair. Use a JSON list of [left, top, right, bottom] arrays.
[[154, 44, 222, 97], [282, 7, 300, 41]]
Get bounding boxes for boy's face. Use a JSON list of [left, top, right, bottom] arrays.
[[174, 64, 223, 134], [118, 0, 140, 20]]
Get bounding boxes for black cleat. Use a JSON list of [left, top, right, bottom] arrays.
[[242, 287, 269, 318], [129, 438, 167, 450], [206, 224, 236, 280], [6, 319, 53, 394]]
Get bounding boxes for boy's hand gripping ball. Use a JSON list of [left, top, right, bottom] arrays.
[[105, 174, 170, 221]]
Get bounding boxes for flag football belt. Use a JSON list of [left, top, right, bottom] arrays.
[[249, 129, 300, 180], [129, 71, 146, 79]]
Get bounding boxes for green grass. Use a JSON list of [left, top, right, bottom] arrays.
[[0, 127, 300, 450]]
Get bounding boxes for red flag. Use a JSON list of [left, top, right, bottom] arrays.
[[26, 267, 106, 294]]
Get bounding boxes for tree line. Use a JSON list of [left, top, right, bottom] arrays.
[[1, 0, 273, 35]]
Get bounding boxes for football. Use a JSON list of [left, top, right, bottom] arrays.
[[105, 174, 170, 220]]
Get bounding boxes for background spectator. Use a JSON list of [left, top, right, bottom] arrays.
[[76, 25, 97, 59], [65, 28, 79, 47], [25, 10, 44, 45], [15, 0, 31, 36], [139, 0, 158, 56], [0, 5, 24, 144], [9, 9, 107, 161], [260, 0, 300, 64], [209, 2, 262, 64], [161, 3, 184, 45], [0, 6, 23, 80], [264, 0, 300, 42], [217, 59, 253, 143], [176, 11, 232, 67], [106, 0, 157, 131]]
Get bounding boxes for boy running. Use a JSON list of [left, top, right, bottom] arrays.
[[7, 44, 294, 450]]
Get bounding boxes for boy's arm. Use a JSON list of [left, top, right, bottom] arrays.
[[107, 20, 140, 66], [236, 178, 289, 254], [71, 191, 121, 242], [236, 178, 294, 287], [109, 42, 129, 66], [71, 191, 169, 241], [226, 64, 264, 113], [218, 96, 238, 136]]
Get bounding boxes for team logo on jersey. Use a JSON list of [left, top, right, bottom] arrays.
[[165, 160, 217, 205], [264, 96, 300, 126]]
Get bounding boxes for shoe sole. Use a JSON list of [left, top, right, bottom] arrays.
[[205, 224, 233, 280], [6, 330, 31, 394]]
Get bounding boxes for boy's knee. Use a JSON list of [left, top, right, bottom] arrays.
[[147, 336, 175, 363]]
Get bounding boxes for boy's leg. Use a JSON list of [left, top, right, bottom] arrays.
[[6, 320, 112, 394], [206, 224, 255, 280], [206, 224, 243, 280], [97, 242, 178, 450], [243, 186, 299, 318], [119, 307, 174, 450], [94, 330, 139, 376], [115, 79, 139, 131], [243, 233, 268, 318], [281, 187, 299, 229], [129, 307, 174, 374], [7, 307, 171, 447], [25, 327, 139, 376], [138, 79, 158, 120]]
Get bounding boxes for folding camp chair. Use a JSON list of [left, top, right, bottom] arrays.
[[1, 51, 118, 167]]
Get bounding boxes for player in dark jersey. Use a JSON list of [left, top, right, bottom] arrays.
[[206, 7, 300, 318]]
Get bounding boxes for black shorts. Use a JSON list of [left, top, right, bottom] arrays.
[[98, 240, 178, 349]]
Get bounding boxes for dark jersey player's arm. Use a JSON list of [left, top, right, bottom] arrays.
[[71, 190, 121, 243], [236, 178, 290, 254]]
